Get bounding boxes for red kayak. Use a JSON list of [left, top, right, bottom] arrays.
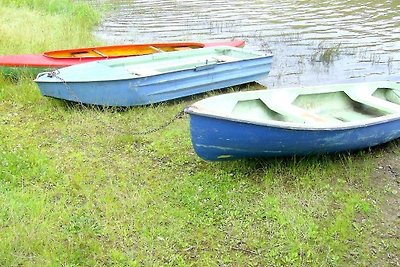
[[0, 40, 245, 68]]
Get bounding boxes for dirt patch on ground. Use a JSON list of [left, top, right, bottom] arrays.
[[370, 144, 400, 266]]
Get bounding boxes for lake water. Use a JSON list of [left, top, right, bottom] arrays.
[[92, 0, 400, 88]]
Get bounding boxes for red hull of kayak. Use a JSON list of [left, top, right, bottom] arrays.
[[0, 40, 245, 68]]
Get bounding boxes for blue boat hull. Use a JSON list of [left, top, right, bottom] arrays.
[[36, 52, 272, 106], [188, 114, 400, 161]]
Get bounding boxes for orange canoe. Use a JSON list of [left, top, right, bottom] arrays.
[[0, 40, 245, 68]]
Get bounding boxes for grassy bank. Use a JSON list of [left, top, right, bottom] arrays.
[[0, 0, 98, 54], [1, 1, 399, 266]]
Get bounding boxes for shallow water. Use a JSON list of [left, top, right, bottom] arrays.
[[92, 0, 400, 88]]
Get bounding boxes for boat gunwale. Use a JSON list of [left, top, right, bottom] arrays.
[[185, 106, 400, 131]]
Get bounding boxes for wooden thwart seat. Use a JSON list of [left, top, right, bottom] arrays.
[[173, 47, 193, 51], [93, 49, 107, 57], [149, 46, 165, 53]]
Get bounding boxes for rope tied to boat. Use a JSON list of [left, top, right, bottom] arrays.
[[48, 69, 60, 78]]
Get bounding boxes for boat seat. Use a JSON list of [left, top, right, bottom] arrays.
[[346, 92, 400, 114], [173, 47, 193, 51], [127, 67, 161, 76], [260, 97, 342, 124], [149, 46, 165, 53]]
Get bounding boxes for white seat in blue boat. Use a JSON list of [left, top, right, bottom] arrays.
[[345, 91, 400, 114], [260, 97, 342, 124]]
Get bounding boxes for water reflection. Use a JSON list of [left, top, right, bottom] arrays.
[[92, 0, 400, 87]]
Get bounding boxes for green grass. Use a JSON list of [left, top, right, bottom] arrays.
[[0, 0, 98, 55], [1, 1, 399, 266]]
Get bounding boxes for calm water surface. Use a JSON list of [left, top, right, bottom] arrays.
[[92, 0, 400, 88]]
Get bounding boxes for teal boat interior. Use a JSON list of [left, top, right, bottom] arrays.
[[190, 81, 400, 128], [103, 46, 266, 76]]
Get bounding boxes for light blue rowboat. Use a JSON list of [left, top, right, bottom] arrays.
[[185, 81, 400, 161], [34, 46, 273, 106]]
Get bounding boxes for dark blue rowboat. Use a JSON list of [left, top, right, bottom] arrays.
[[185, 81, 400, 161], [34, 46, 272, 106]]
